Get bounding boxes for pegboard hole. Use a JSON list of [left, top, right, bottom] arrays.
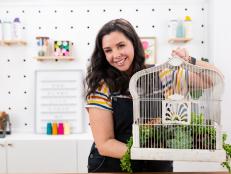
[[8, 91, 11, 95], [70, 26, 74, 29], [24, 123, 28, 126], [22, 10, 25, 13], [87, 42, 90, 45], [87, 26, 90, 29], [103, 9, 106, 12], [135, 25, 139, 28], [54, 10, 57, 13], [70, 10, 74, 13], [185, 8, 188, 11], [24, 107, 28, 110], [7, 75, 11, 78], [6, 10, 9, 13], [38, 26, 42, 30], [119, 9, 122, 12], [152, 8, 155, 12], [54, 26, 58, 30], [38, 10, 41, 13], [7, 59, 10, 62], [201, 24, 204, 28], [136, 9, 139, 12], [152, 25, 155, 28], [23, 75, 27, 78], [8, 107, 12, 110], [87, 9, 90, 12], [23, 59, 26, 62], [24, 91, 27, 94], [201, 41, 204, 44], [168, 8, 171, 11], [22, 26, 26, 30], [201, 8, 205, 11]]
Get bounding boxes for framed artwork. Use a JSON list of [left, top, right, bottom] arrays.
[[140, 37, 156, 65]]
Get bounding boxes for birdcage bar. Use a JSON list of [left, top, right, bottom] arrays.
[[130, 58, 225, 162]]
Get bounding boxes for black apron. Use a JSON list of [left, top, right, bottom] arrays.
[[88, 95, 173, 172]]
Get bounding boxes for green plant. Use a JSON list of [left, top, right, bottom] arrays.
[[120, 136, 133, 173], [166, 126, 192, 149], [190, 89, 203, 99], [222, 133, 231, 173], [139, 125, 154, 147]]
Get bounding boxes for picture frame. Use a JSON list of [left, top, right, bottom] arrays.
[[140, 37, 156, 65]]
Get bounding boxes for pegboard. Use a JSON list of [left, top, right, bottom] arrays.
[[0, 0, 209, 133]]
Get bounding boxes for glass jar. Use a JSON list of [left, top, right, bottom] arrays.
[[36, 36, 50, 56]]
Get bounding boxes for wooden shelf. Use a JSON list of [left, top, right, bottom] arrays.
[[168, 38, 192, 44], [34, 56, 75, 61], [0, 40, 27, 46]]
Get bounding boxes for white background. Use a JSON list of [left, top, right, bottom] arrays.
[[0, 0, 230, 172]]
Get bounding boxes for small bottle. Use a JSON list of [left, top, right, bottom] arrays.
[[184, 16, 192, 38], [168, 19, 178, 39], [64, 122, 70, 135], [52, 122, 58, 135], [176, 20, 185, 38], [0, 19, 3, 40], [13, 17, 22, 40], [46, 122, 52, 135], [58, 123, 64, 135], [2, 21, 12, 40]]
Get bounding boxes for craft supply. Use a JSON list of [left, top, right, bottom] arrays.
[[46, 122, 52, 135], [2, 21, 12, 40], [13, 17, 22, 40], [54, 40, 71, 56], [168, 19, 177, 38], [184, 16, 192, 38], [36, 36, 50, 56], [176, 20, 185, 38], [64, 122, 70, 135], [58, 123, 64, 135], [0, 19, 3, 40], [52, 122, 58, 135]]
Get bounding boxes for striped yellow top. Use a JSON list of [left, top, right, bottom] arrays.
[[86, 82, 112, 111]]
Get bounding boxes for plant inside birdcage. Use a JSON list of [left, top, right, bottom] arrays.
[[139, 112, 216, 150]]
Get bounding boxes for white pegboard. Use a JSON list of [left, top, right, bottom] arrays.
[[0, 0, 209, 133]]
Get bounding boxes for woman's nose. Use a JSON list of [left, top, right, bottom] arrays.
[[112, 49, 121, 59]]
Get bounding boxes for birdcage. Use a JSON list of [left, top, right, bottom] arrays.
[[129, 57, 226, 162]]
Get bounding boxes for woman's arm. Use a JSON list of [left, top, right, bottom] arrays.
[[172, 48, 223, 89], [88, 107, 127, 159]]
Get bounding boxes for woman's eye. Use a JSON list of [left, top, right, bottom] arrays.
[[104, 50, 111, 53], [119, 44, 125, 48]]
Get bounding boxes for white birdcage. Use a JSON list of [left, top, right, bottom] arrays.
[[129, 57, 226, 162]]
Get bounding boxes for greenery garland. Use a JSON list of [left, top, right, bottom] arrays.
[[120, 133, 231, 173], [222, 133, 231, 173], [120, 136, 133, 173]]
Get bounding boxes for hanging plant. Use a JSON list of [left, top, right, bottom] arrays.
[[120, 136, 133, 173], [222, 133, 231, 173]]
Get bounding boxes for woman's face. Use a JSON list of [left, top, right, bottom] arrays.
[[102, 31, 134, 73]]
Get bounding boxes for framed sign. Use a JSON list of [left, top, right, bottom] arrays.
[[35, 70, 84, 134], [140, 37, 156, 65]]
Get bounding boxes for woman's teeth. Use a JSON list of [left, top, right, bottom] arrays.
[[115, 58, 126, 66]]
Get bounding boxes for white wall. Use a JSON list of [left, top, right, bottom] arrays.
[[0, 0, 230, 172], [209, 0, 231, 142]]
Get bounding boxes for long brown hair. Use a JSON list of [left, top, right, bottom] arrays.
[[86, 18, 145, 97]]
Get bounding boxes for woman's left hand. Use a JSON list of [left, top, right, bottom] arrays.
[[171, 48, 190, 62]]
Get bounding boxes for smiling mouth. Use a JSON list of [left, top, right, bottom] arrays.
[[114, 57, 127, 66]]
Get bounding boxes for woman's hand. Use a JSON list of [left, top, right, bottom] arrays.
[[171, 47, 190, 62]]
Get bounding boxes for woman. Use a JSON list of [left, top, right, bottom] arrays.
[[85, 18, 218, 172]]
